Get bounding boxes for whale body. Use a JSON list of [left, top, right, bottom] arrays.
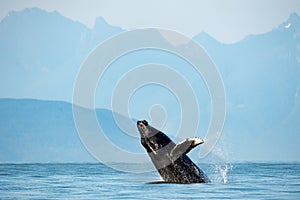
[[137, 120, 210, 183]]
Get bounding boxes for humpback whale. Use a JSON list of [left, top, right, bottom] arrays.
[[137, 120, 210, 183]]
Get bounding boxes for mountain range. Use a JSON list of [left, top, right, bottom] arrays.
[[0, 98, 145, 163], [0, 8, 299, 162]]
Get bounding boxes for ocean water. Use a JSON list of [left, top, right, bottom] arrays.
[[0, 162, 299, 199]]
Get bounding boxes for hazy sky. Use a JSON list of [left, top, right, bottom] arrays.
[[1, 0, 300, 43]]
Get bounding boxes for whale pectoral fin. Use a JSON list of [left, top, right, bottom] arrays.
[[170, 138, 204, 160]]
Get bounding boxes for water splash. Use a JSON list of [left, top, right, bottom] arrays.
[[200, 138, 233, 184], [213, 164, 233, 184]]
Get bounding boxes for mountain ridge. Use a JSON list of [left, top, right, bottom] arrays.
[[0, 98, 145, 163]]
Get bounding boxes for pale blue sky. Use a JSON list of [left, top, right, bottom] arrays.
[[0, 0, 300, 43]]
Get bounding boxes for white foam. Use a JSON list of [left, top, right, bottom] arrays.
[[214, 164, 233, 184]]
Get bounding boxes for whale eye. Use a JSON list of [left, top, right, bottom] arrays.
[[143, 120, 148, 126]]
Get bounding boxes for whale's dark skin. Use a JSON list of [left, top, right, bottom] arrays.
[[137, 120, 210, 183]]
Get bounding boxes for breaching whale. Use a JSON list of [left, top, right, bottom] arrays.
[[137, 120, 210, 183]]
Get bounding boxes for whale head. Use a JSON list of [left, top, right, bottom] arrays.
[[137, 120, 173, 153]]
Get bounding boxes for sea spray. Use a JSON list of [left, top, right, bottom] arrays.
[[214, 163, 233, 184], [202, 147, 233, 184]]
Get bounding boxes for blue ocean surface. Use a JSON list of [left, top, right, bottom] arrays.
[[0, 162, 299, 199]]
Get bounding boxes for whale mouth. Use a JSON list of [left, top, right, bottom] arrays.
[[137, 120, 148, 126], [137, 120, 159, 138], [137, 120, 148, 137]]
